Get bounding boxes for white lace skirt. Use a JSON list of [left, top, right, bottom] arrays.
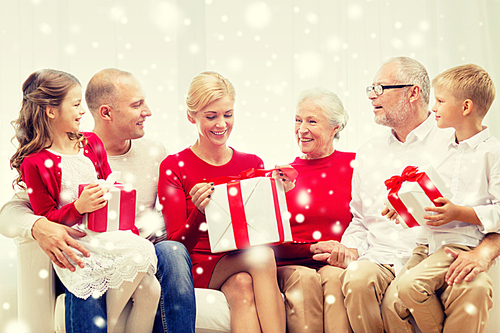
[[54, 229, 157, 300]]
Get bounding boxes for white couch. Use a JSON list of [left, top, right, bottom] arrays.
[[15, 237, 232, 333], [16, 236, 500, 333]]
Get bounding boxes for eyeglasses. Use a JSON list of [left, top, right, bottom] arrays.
[[366, 84, 414, 96]]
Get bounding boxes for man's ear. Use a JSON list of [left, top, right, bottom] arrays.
[[99, 105, 112, 120], [408, 85, 421, 104], [462, 99, 473, 116], [46, 106, 57, 119], [187, 110, 196, 124]]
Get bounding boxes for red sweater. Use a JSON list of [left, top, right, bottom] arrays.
[[158, 147, 264, 288], [274, 150, 355, 268], [20, 133, 112, 226]]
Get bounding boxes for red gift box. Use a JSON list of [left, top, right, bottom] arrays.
[[78, 181, 137, 234], [204, 167, 297, 253], [384, 165, 452, 228]]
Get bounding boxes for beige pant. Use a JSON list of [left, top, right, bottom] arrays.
[[278, 265, 352, 333], [339, 260, 395, 333], [382, 244, 494, 333]]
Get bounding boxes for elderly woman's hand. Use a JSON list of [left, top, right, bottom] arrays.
[[272, 165, 296, 192], [311, 241, 358, 269], [189, 182, 215, 214]]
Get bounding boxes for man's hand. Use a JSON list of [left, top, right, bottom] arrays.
[[445, 246, 491, 285], [310, 240, 339, 255], [32, 218, 90, 272], [311, 241, 358, 269], [381, 206, 399, 223]]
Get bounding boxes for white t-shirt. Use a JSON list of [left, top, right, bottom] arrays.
[[107, 137, 168, 242]]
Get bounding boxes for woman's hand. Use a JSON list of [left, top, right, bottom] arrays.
[[381, 205, 399, 223], [311, 241, 358, 268], [74, 184, 108, 214], [273, 165, 296, 192], [190, 182, 215, 214]]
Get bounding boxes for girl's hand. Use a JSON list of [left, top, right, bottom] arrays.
[[424, 197, 460, 226], [190, 182, 215, 214], [272, 165, 296, 193], [74, 184, 109, 214], [381, 206, 399, 223]]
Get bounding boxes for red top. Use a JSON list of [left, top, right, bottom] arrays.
[[159, 147, 264, 288], [274, 150, 355, 268], [20, 132, 112, 226]]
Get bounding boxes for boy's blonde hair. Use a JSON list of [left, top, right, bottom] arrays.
[[432, 64, 495, 117]]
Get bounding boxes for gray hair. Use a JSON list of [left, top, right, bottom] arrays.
[[382, 56, 430, 108], [296, 87, 349, 139]]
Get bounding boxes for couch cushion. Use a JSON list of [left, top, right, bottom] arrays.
[[54, 288, 231, 333]]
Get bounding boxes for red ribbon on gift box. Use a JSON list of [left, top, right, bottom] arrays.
[[202, 167, 298, 186], [206, 167, 295, 250], [384, 166, 445, 228]]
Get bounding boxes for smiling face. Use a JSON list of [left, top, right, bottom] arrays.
[[369, 62, 412, 129], [432, 86, 463, 129], [189, 95, 234, 148], [295, 100, 338, 159], [111, 76, 151, 140], [51, 84, 85, 133]]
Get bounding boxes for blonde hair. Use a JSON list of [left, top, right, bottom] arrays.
[[296, 87, 349, 139], [186, 71, 235, 112], [432, 64, 495, 117]]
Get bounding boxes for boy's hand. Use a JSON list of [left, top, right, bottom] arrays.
[[424, 197, 460, 226], [381, 206, 399, 223], [74, 184, 109, 214]]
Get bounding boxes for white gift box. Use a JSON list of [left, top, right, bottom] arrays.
[[205, 177, 293, 253], [384, 165, 452, 228]]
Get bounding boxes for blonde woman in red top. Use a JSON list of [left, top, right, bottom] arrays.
[[159, 71, 292, 333]]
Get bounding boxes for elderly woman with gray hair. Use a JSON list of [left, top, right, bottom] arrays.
[[273, 87, 355, 333]]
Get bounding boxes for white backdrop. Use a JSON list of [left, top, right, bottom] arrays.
[[1, 0, 500, 330]]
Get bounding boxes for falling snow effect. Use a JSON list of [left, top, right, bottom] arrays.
[[2, 2, 499, 329], [245, 2, 271, 29]]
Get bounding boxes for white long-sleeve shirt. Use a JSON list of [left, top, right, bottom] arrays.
[[417, 127, 500, 253], [341, 115, 455, 273]]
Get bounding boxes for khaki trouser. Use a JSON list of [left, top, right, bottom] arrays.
[[339, 260, 395, 333], [382, 244, 494, 333], [278, 265, 352, 333]]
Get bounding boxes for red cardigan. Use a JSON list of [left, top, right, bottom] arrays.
[[20, 132, 112, 226], [274, 150, 355, 268]]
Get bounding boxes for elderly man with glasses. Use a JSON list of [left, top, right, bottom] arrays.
[[322, 57, 500, 333]]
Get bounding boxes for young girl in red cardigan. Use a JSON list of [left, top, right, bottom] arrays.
[[10, 69, 159, 333]]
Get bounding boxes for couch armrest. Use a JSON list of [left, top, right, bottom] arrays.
[[15, 237, 55, 332]]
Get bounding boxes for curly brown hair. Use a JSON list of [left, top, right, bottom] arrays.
[[10, 69, 84, 189]]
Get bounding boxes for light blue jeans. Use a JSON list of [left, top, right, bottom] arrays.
[[65, 240, 196, 333]]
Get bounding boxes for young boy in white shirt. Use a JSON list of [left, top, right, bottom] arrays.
[[383, 64, 500, 333]]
